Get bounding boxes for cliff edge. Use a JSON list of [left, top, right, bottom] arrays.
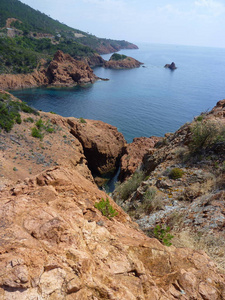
[[0, 90, 225, 299]]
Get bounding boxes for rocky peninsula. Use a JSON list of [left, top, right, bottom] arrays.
[[0, 89, 225, 299]]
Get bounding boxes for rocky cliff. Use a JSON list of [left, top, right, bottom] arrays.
[[0, 166, 225, 299], [119, 137, 161, 182], [0, 91, 225, 299], [0, 50, 98, 90], [114, 99, 225, 273]]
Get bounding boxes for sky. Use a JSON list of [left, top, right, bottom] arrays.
[[20, 0, 225, 48]]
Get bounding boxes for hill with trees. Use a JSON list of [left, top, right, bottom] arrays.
[[0, 0, 138, 74]]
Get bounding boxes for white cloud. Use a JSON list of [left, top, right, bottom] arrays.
[[195, 0, 225, 16]]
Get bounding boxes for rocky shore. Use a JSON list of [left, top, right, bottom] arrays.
[[0, 50, 98, 90], [113, 99, 225, 274], [0, 90, 225, 299]]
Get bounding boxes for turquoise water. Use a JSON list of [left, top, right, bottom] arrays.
[[12, 43, 225, 143]]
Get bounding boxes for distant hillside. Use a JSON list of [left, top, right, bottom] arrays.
[[0, 0, 137, 53], [0, 0, 73, 34]]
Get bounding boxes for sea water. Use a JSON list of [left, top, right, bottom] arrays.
[[12, 43, 225, 143]]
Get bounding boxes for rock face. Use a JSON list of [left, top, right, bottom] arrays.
[[67, 118, 126, 176], [0, 50, 98, 90], [114, 99, 225, 271], [81, 53, 105, 67], [164, 62, 177, 70], [0, 94, 125, 184], [0, 92, 225, 298], [119, 136, 162, 182], [47, 50, 98, 86], [104, 55, 143, 69], [0, 167, 224, 299], [0, 68, 49, 90]]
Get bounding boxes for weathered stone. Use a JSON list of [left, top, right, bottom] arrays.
[[0, 50, 98, 90], [119, 136, 161, 182], [68, 118, 126, 176]]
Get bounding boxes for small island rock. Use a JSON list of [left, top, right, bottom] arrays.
[[164, 62, 177, 70]]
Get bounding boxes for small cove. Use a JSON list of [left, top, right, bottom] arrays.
[[12, 43, 225, 143]]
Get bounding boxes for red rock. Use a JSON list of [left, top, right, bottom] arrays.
[[0, 167, 224, 299], [104, 55, 143, 69], [119, 136, 161, 181], [0, 50, 98, 90], [67, 118, 126, 175]]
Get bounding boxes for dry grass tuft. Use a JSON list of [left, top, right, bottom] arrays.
[[172, 230, 225, 273]]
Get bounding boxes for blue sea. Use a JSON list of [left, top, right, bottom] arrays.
[[12, 43, 225, 143]]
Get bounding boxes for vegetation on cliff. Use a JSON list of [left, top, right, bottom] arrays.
[[110, 53, 128, 61], [0, 0, 137, 74], [0, 91, 38, 132], [0, 36, 95, 74], [113, 100, 225, 270]]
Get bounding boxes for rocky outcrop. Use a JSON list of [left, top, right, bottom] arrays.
[[104, 55, 143, 69], [0, 50, 98, 90], [67, 118, 126, 176], [0, 166, 224, 299], [119, 136, 162, 182], [0, 91, 225, 298], [0, 100, 125, 185], [164, 62, 177, 70], [114, 99, 225, 271], [47, 50, 98, 86]]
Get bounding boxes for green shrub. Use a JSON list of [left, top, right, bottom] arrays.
[[153, 225, 173, 246], [31, 127, 43, 139], [169, 168, 184, 180], [95, 198, 118, 219], [31, 118, 55, 139], [15, 115, 22, 124], [110, 53, 127, 61], [46, 127, 54, 133], [189, 120, 225, 152], [0, 92, 39, 132], [114, 171, 145, 201], [141, 187, 164, 213], [196, 114, 205, 122], [79, 117, 86, 124], [20, 101, 39, 114], [143, 187, 156, 201], [24, 117, 34, 123], [35, 118, 44, 129]]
